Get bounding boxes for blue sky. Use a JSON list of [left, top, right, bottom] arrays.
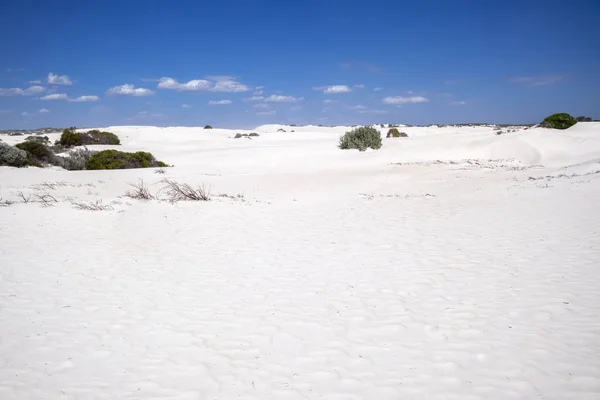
[[1, 0, 598, 129]]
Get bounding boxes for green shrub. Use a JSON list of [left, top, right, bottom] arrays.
[[540, 113, 577, 130], [0, 142, 28, 167], [15, 141, 59, 165], [58, 129, 121, 147], [85, 150, 167, 170], [339, 126, 382, 151], [576, 116, 592, 122], [85, 130, 120, 145], [204, 125, 213, 129], [386, 128, 408, 138], [58, 129, 82, 147]]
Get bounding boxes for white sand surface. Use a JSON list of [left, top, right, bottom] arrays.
[[1, 123, 599, 399]]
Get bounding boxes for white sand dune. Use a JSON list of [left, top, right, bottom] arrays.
[[1, 123, 599, 399]]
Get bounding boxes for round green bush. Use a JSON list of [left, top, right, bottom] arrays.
[[339, 126, 382, 151], [540, 113, 577, 130]]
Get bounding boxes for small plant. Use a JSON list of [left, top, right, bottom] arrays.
[[160, 179, 210, 202], [0, 197, 15, 207], [124, 179, 155, 200], [204, 125, 213, 129], [386, 128, 408, 138], [540, 113, 577, 130], [71, 200, 113, 211], [0, 143, 28, 167], [155, 168, 166, 174], [339, 126, 382, 151], [85, 150, 167, 170], [576, 116, 592, 122]]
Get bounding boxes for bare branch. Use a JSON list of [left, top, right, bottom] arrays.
[[16, 191, 31, 203], [160, 179, 211, 202], [124, 179, 155, 200], [71, 200, 113, 211]]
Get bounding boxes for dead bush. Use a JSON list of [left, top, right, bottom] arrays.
[[160, 179, 210, 202], [124, 179, 155, 200]]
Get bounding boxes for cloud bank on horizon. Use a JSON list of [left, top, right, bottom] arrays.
[[0, 1, 597, 129]]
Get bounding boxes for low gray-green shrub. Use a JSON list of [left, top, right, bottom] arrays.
[[339, 126, 382, 151], [85, 150, 167, 170], [0, 142, 28, 167]]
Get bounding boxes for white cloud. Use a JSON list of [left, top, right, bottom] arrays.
[[29, 80, 42, 84], [322, 99, 336, 104], [289, 106, 303, 111], [106, 84, 155, 96], [39, 108, 50, 113], [257, 110, 276, 116], [244, 95, 264, 101], [373, 87, 383, 92], [314, 85, 352, 94], [182, 104, 192, 108], [254, 86, 264, 90], [40, 93, 69, 101], [39, 93, 99, 102], [354, 84, 365, 89], [157, 76, 250, 92], [349, 105, 367, 110], [47, 73, 72, 86], [157, 77, 203, 91], [450, 101, 466, 106], [264, 95, 303, 103], [212, 80, 250, 92], [69, 95, 100, 102], [151, 112, 166, 117], [510, 75, 563, 86], [0, 86, 45, 96], [254, 103, 270, 109], [253, 90, 263, 95], [382, 96, 429, 104], [208, 100, 232, 105]]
